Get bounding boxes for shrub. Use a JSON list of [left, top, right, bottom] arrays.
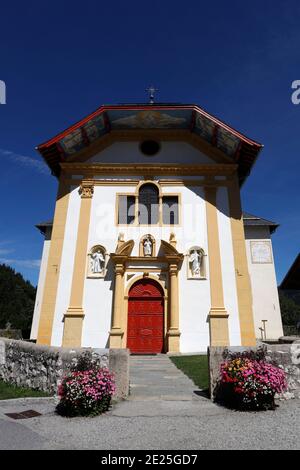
[[218, 354, 287, 411], [70, 350, 100, 372], [56, 367, 115, 417], [222, 346, 267, 362]]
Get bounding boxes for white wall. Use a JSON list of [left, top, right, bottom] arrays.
[[245, 226, 283, 340], [44, 137, 251, 351], [81, 182, 212, 351], [217, 188, 241, 345], [81, 184, 136, 348], [178, 186, 210, 352], [30, 227, 52, 340], [50, 186, 81, 346], [89, 141, 216, 165], [48, 177, 243, 352]]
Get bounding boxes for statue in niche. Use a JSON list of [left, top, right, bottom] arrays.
[[143, 237, 153, 257], [189, 249, 202, 277], [91, 249, 105, 274]]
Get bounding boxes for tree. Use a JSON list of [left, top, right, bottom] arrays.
[[278, 289, 300, 327], [0, 264, 36, 333]]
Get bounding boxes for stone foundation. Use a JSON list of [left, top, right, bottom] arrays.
[[208, 342, 300, 400], [0, 338, 129, 399]]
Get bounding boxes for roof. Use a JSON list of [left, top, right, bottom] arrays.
[[242, 212, 279, 234], [35, 220, 53, 235], [36, 103, 263, 186], [36, 211, 278, 235], [280, 253, 300, 290]]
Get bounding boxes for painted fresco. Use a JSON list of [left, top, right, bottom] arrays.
[[83, 114, 106, 142], [60, 114, 106, 155], [57, 107, 241, 159], [216, 127, 239, 156], [194, 113, 239, 157], [109, 110, 190, 129], [60, 128, 84, 155], [194, 113, 215, 142]]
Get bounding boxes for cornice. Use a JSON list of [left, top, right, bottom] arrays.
[[60, 162, 238, 176]]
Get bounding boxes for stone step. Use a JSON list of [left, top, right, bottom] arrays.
[[129, 354, 196, 402]]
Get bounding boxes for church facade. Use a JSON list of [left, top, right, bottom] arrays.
[[31, 103, 283, 353]]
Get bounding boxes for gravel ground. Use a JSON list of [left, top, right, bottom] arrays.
[[0, 396, 299, 450]]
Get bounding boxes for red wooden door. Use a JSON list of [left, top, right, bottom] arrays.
[[127, 279, 164, 354]]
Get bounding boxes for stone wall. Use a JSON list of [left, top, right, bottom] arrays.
[[208, 342, 300, 400], [0, 338, 129, 399]]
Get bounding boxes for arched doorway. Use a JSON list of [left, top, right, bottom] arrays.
[[127, 278, 164, 354]]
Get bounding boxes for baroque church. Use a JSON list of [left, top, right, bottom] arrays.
[[30, 100, 284, 353]]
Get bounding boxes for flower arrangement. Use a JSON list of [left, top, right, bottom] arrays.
[[218, 352, 287, 410], [56, 367, 115, 417]]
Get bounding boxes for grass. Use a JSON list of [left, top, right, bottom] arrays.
[[170, 354, 209, 390], [0, 380, 50, 400]]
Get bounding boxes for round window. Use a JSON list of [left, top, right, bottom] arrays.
[[139, 140, 161, 156]]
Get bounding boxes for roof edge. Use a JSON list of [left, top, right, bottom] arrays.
[[37, 103, 263, 150]]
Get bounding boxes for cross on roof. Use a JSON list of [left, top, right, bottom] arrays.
[[146, 85, 158, 104]]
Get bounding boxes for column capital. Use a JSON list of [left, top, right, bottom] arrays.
[[115, 263, 125, 275], [169, 263, 179, 275], [165, 254, 183, 265], [79, 181, 94, 198]]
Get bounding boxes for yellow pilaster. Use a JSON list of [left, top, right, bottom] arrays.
[[167, 263, 181, 352], [109, 263, 125, 348], [228, 175, 256, 346], [62, 180, 93, 347], [37, 176, 70, 345], [205, 186, 229, 347]]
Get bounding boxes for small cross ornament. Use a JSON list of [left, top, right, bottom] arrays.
[[146, 85, 158, 104]]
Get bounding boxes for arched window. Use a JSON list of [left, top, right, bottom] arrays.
[[116, 181, 180, 226], [162, 196, 179, 225], [138, 183, 159, 224]]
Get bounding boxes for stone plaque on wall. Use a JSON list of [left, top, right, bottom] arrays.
[[250, 241, 273, 264]]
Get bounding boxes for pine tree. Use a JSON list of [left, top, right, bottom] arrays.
[[278, 289, 300, 327], [0, 264, 36, 333]]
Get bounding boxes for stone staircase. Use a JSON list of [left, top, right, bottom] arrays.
[[129, 355, 197, 401]]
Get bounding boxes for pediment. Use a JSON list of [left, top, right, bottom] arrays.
[[37, 104, 262, 185], [115, 239, 134, 256], [64, 131, 234, 166], [160, 240, 181, 256]]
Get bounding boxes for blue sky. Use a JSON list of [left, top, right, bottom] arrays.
[[0, 0, 299, 286]]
